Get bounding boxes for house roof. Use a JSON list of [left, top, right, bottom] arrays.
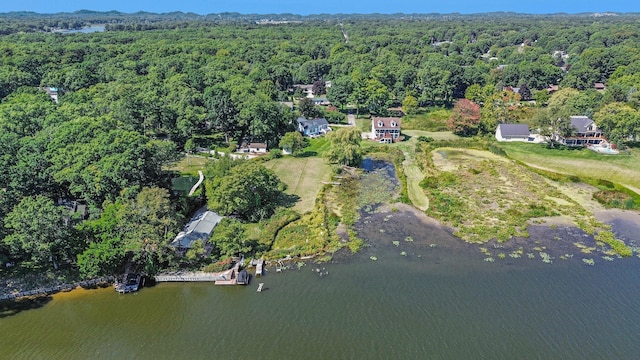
[[297, 117, 329, 128], [594, 83, 606, 90], [171, 207, 223, 249], [569, 116, 595, 133], [497, 124, 530, 137], [249, 143, 267, 148], [372, 117, 401, 130]]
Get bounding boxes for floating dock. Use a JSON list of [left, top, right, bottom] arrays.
[[257, 283, 264, 292]]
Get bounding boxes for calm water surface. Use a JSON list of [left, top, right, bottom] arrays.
[[2, 215, 639, 359]]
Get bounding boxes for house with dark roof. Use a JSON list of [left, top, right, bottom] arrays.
[[495, 124, 532, 142], [372, 117, 401, 143], [170, 207, 223, 255], [560, 116, 605, 146], [297, 117, 330, 137]]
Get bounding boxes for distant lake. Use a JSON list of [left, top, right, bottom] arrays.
[[54, 25, 105, 34], [2, 206, 639, 359]]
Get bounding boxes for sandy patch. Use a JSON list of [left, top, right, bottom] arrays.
[[378, 202, 447, 228]]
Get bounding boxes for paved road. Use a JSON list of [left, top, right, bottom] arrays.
[[347, 114, 356, 126]]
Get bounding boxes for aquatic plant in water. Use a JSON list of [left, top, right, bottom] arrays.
[[527, 253, 536, 259], [404, 236, 414, 242], [582, 258, 595, 266], [498, 253, 506, 260], [602, 256, 614, 262], [539, 252, 553, 264], [392, 241, 400, 247], [400, 251, 407, 256], [370, 256, 378, 261], [484, 257, 495, 262]]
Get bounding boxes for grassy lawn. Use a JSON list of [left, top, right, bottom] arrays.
[[304, 137, 331, 156], [355, 118, 371, 133], [402, 107, 451, 131], [263, 156, 332, 213], [499, 142, 640, 194], [163, 155, 213, 176]]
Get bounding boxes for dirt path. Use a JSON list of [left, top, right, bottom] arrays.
[[397, 141, 429, 211]]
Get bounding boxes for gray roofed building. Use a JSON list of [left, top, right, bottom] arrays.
[[171, 207, 223, 253], [561, 116, 604, 146], [495, 123, 541, 142], [297, 117, 330, 137], [569, 116, 596, 133]]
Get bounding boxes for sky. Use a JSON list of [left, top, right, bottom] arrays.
[[1, 0, 639, 15]]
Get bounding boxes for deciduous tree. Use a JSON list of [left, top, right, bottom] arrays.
[[447, 99, 481, 137], [324, 127, 363, 166]]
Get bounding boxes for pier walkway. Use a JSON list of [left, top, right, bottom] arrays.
[[155, 262, 240, 285]]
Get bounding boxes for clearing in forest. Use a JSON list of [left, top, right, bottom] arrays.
[[263, 156, 332, 213]]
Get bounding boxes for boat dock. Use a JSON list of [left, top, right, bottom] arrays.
[[251, 258, 265, 277], [154, 262, 242, 286]]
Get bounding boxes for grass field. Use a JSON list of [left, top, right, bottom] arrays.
[[391, 130, 461, 210], [163, 155, 213, 175], [263, 156, 332, 213], [402, 107, 452, 131], [499, 142, 640, 194]]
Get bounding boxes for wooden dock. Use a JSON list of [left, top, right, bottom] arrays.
[[252, 258, 265, 277], [155, 262, 241, 285]]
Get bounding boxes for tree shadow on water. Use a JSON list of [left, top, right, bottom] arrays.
[[0, 295, 53, 318]]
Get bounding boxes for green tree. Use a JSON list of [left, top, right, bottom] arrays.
[[204, 85, 239, 144], [4, 195, 76, 269], [210, 218, 250, 258], [298, 97, 320, 119], [326, 76, 353, 110], [530, 108, 573, 148], [324, 127, 363, 166], [594, 103, 640, 144], [208, 162, 286, 222], [401, 95, 418, 115], [279, 131, 308, 155], [77, 237, 125, 278]]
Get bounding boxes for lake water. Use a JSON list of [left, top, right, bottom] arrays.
[[55, 26, 105, 34], [2, 210, 639, 359], [2, 160, 640, 359]]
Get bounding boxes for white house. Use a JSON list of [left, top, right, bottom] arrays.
[[297, 117, 330, 137], [371, 117, 401, 143]]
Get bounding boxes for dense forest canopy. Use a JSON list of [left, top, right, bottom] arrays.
[[2, 12, 640, 275]]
